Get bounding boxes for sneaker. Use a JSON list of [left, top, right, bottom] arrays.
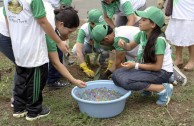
[[141, 91, 153, 97], [47, 80, 69, 90], [156, 83, 173, 106], [13, 110, 27, 118], [26, 107, 50, 121], [11, 97, 14, 108], [173, 65, 187, 86]]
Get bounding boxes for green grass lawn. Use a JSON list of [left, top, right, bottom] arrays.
[[0, 31, 194, 126]]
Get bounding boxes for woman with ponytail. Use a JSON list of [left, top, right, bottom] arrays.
[[112, 6, 174, 106]]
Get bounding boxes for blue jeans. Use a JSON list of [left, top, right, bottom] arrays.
[[112, 68, 172, 91], [0, 33, 15, 63], [47, 46, 63, 84], [0, 33, 16, 96]]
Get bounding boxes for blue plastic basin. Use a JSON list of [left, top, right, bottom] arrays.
[[71, 80, 131, 118]]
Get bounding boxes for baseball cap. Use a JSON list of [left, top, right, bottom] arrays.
[[60, 0, 72, 6], [135, 6, 165, 28], [92, 24, 108, 48], [88, 9, 106, 25]]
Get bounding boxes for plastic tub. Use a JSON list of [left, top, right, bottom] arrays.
[[71, 80, 131, 118]]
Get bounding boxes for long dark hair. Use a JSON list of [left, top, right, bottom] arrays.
[[54, 6, 80, 28], [143, 20, 163, 63]]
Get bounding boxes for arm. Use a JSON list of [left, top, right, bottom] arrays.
[[76, 42, 85, 64], [126, 14, 136, 26], [118, 39, 138, 51], [37, 17, 68, 53], [121, 55, 164, 71], [103, 12, 115, 29], [48, 52, 86, 88]]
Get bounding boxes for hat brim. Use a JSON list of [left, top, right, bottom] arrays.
[[135, 11, 148, 19], [95, 20, 107, 25], [94, 41, 101, 48]]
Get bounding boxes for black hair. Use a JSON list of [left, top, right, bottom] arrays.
[[54, 6, 80, 28], [103, 25, 113, 35], [143, 20, 164, 63]]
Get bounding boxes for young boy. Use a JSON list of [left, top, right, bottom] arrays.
[[72, 9, 108, 78], [91, 25, 140, 79], [3, 0, 68, 121]]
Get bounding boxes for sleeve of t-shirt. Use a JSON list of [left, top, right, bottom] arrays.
[[46, 34, 57, 52], [76, 29, 86, 44], [155, 38, 166, 55], [114, 37, 129, 51], [30, 0, 46, 18], [133, 32, 142, 44], [122, 1, 134, 16], [101, 1, 106, 13], [3, 7, 6, 16]]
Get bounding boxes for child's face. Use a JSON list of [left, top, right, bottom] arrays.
[[139, 18, 155, 31], [59, 27, 77, 40], [101, 32, 114, 45]]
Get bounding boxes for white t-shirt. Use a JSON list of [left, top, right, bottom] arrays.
[[117, 0, 146, 16], [0, 7, 9, 37], [172, 0, 194, 20], [115, 26, 139, 60], [79, 23, 92, 44], [4, 0, 49, 67]]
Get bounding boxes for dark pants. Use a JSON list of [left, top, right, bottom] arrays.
[[14, 63, 48, 117], [47, 47, 63, 84], [112, 68, 172, 91], [0, 33, 16, 96]]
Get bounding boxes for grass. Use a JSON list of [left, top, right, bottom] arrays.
[[0, 30, 194, 126]]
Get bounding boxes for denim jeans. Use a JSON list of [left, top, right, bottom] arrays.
[[112, 68, 172, 91], [0, 33, 16, 96], [47, 46, 63, 84], [0, 33, 15, 63], [72, 42, 109, 64]]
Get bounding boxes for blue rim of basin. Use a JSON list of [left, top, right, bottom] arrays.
[[71, 80, 131, 104]]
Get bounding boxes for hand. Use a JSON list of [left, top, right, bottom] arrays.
[[157, 0, 165, 9], [118, 39, 126, 49], [80, 62, 95, 77], [57, 41, 69, 53], [73, 79, 87, 88], [121, 61, 135, 69]]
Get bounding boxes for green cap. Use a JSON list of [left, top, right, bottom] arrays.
[[88, 9, 106, 25], [135, 6, 165, 28], [60, 0, 72, 6], [92, 25, 108, 48]]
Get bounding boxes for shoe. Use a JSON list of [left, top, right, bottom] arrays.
[[13, 110, 27, 118], [173, 65, 187, 86], [26, 107, 50, 121], [47, 80, 69, 90], [141, 91, 153, 97], [11, 97, 14, 108], [156, 83, 173, 106]]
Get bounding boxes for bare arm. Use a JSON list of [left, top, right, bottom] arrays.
[[103, 12, 115, 29], [126, 14, 136, 26], [118, 39, 138, 51], [76, 42, 85, 64], [48, 52, 86, 87], [36, 17, 68, 53], [121, 55, 164, 71]]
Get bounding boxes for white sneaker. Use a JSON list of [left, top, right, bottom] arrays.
[[173, 65, 187, 86]]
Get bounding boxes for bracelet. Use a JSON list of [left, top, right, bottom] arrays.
[[135, 63, 139, 70]]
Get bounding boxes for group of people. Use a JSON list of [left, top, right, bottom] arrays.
[[0, 0, 193, 121]]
